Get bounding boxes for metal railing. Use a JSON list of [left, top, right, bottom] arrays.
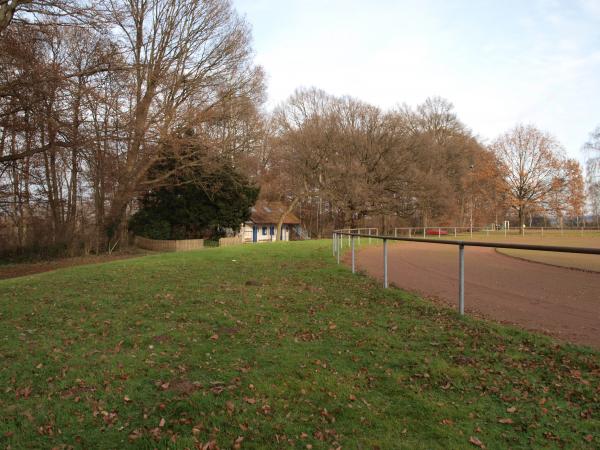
[[333, 228, 378, 256], [393, 226, 600, 239], [332, 230, 600, 316]]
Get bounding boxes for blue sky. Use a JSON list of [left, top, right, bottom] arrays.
[[233, 0, 600, 162]]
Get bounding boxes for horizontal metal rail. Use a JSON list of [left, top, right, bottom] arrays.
[[392, 226, 600, 239], [332, 230, 600, 317], [334, 232, 600, 255]]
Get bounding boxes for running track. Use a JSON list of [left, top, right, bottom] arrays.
[[353, 243, 600, 349]]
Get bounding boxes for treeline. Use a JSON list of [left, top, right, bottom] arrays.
[[261, 89, 586, 236], [0, 0, 594, 258]]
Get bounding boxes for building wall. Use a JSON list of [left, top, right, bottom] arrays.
[[240, 223, 291, 242]]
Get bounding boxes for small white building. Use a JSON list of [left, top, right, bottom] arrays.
[[240, 201, 302, 243]]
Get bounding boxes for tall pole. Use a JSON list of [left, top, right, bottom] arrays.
[[458, 244, 465, 315], [383, 239, 388, 288], [351, 235, 355, 274], [470, 163, 474, 239]]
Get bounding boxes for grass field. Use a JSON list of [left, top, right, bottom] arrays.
[[1, 241, 599, 449]]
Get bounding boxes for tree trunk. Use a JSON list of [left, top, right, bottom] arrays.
[[276, 198, 300, 241]]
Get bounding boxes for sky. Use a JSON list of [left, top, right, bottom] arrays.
[[233, 0, 600, 162]]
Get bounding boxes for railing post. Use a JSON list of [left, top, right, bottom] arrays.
[[383, 238, 388, 288], [423, 227, 426, 238], [454, 227, 457, 237], [333, 232, 336, 256], [351, 235, 356, 274], [369, 228, 371, 244], [458, 244, 465, 315], [337, 234, 341, 264], [409, 227, 412, 238]]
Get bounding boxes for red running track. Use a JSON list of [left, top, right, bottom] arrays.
[[352, 242, 600, 349]]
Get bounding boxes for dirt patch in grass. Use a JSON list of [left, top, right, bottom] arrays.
[[0, 249, 152, 280]]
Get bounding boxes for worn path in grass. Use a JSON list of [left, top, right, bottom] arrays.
[[0, 250, 152, 280], [354, 243, 600, 348], [1, 241, 599, 449]]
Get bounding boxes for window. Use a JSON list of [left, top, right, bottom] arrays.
[[262, 226, 267, 236], [270, 226, 275, 235]]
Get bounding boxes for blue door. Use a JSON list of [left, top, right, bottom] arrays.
[[252, 226, 258, 243]]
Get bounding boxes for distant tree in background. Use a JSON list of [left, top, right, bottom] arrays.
[[563, 159, 585, 226], [264, 90, 507, 235], [491, 125, 569, 229], [584, 126, 600, 226]]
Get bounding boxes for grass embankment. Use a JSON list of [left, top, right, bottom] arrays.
[[0, 241, 598, 449]]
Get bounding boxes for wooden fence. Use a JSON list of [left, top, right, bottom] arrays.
[[218, 236, 243, 247], [134, 236, 204, 252]]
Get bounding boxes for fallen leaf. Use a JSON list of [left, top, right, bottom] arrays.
[[469, 436, 485, 448], [233, 436, 244, 449], [243, 397, 256, 404], [498, 418, 513, 424], [159, 417, 166, 428], [128, 429, 143, 441], [209, 334, 219, 341], [226, 401, 235, 415], [506, 406, 516, 413]]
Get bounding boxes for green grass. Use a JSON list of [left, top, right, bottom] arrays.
[[0, 241, 598, 449]]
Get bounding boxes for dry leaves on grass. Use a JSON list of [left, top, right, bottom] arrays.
[[469, 436, 485, 448]]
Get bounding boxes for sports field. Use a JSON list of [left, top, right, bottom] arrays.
[[460, 231, 600, 272], [350, 231, 600, 348], [1, 241, 598, 448], [395, 230, 600, 272]]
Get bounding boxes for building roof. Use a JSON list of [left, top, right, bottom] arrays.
[[249, 201, 301, 225]]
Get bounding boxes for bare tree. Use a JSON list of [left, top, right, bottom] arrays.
[[0, 1, 264, 256], [97, 0, 262, 246], [491, 124, 565, 229], [583, 126, 600, 226], [0, 1, 95, 34]]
